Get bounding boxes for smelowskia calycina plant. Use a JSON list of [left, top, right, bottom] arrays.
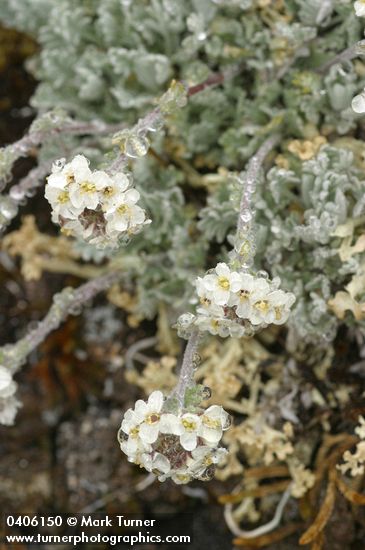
[[117, 133, 296, 485]]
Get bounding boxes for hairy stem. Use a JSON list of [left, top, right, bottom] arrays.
[[172, 329, 201, 406], [234, 134, 280, 270], [0, 119, 126, 187], [0, 271, 121, 373]]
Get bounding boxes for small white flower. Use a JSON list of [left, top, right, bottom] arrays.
[[120, 408, 147, 455], [201, 263, 242, 306], [106, 189, 147, 233], [140, 452, 171, 480], [135, 390, 165, 444], [101, 173, 130, 212], [198, 405, 230, 446], [160, 411, 201, 451], [45, 185, 80, 219], [354, 0, 365, 17], [171, 468, 192, 484], [267, 290, 296, 325], [352, 89, 365, 113], [188, 446, 227, 477], [249, 281, 275, 325], [68, 171, 109, 210]]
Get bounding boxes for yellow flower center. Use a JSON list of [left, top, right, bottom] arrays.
[[182, 419, 197, 432], [202, 415, 220, 429], [176, 474, 190, 482], [80, 181, 96, 193], [103, 186, 114, 196], [117, 204, 129, 214], [203, 456, 213, 466], [129, 427, 139, 438], [66, 174, 75, 185], [254, 300, 269, 313], [145, 413, 160, 425], [200, 297, 210, 306], [211, 319, 220, 329], [239, 290, 250, 301], [218, 276, 230, 290], [57, 191, 69, 203], [274, 307, 282, 320]]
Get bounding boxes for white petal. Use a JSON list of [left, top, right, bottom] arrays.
[[139, 422, 160, 444], [215, 263, 229, 277], [147, 390, 164, 412], [112, 173, 130, 192], [153, 453, 171, 474], [180, 432, 198, 451], [134, 399, 148, 417], [70, 154, 91, 180], [47, 173, 68, 189], [205, 405, 223, 420], [124, 188, 140, 204], [199, 425, 222, 445], [159, 413, 183, 435]]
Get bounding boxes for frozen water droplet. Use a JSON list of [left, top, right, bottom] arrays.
[[125, 134, 149, 158], [240, 209, 252, 223], [256, 270, 269, 280], [223, 414, 232, 429], [117, 427, 128, 444], [201, 386, 212, 400]]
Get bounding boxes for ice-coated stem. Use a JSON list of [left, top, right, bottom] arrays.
[[0, 119, 126, 188], [171, 329, 201, 407], [0, 271, 121, 373], [234, 134, 280, 270]]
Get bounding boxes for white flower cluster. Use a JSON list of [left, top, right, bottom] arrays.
[[45, 154, 150, 248], [0, 366, 21, 425], [118, 390, 229, 484], [355, 0, 365, 18], [178, 263, 295, 338]]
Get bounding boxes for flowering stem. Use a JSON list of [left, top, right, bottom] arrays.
[[234, 134, 280, 269], [0, 119, 126, 187], [0, 271, 121, 373], [171, 329, 201, 407]]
